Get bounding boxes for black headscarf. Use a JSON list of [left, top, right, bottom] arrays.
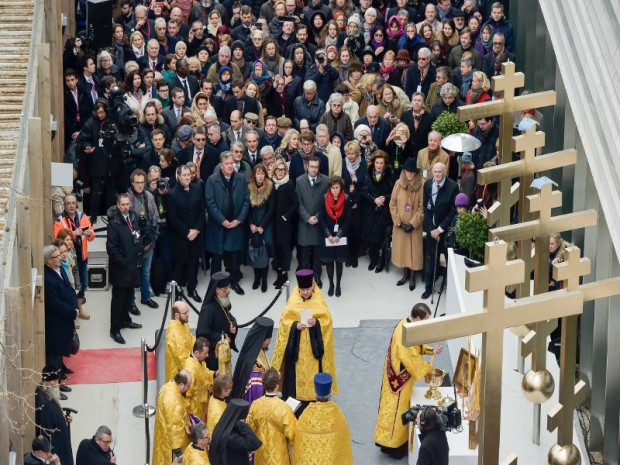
[[209, 399, 258, 465], [231, 317, 274, 399], [202, 271, 231, 304]]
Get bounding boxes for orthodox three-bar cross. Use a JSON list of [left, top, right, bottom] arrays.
[[457, 62, 555, 228], [402, 240, 583, 465]]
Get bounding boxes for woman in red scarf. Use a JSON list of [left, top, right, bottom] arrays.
[[320, 176, 351, 297]]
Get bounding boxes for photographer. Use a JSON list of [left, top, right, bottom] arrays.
[[76, 100, 114, 223], [305, 49, 339, 104], [128, 169, 160, 310], [147, 166, 173, 292], [415, 407, 449, 465]]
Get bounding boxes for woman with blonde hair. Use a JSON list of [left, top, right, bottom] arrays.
[[389, 158, 424, 290], [271, 158, 296, 287], [465, 70, 491, 105], [206, 10, 222, 37], [275, 128, 300, 163], [342, 141, 366, 268], [190, 92, 212, 125]]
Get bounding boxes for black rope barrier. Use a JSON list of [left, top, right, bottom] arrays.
[[177, 283, 286, 328], [146, 290, 172, 353]]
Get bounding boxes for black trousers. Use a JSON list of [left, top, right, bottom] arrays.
[[424, 234, 447, 292], [173, 240, 200, 290], [273, 243, 292, 272], [299, 245, 322, 277], [110, 285, 133, 332], [212, 250, 243, 283]]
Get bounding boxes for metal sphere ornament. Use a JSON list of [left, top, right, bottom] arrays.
[[548, 443, 581, 465], [521, 369, 555, 403]]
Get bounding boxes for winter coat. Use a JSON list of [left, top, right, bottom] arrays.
[[293, 94, 326, 132], [341, 158, 367, 237], [248, 179, 275, 249], [295, 173, 329, 246], [44, 265, 78, 357], [76, 437, 114, 465], [390, 172, 424, 270], [305, 64, 340, 104], [319, 110, 354, 142], [360, 166, 393, 245], [273, 179, 298, 246], [166, 182, 206, 260], [205, 170, 250, 254], [106, 206, 143, 288]]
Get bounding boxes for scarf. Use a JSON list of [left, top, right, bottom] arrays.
[[387, 16, 404, 38], [480, 35, 492, 52], [380, 64, 395, 79], [273, 174, 290, 189], [263, 132, 280, 146], [324, 35, 338, 48], [132, 44, 145, 58], [468, 88, 484, 104], [345, 156, 361, 182], [374, 170, 384, 183], [249, 179, 273, 207], [325, 191, 345, 221], [219, 170, 235, 220], [231, 57, 245, 72], [300, 147, 316, 171], [251, 59, 271, 84], [371, 35, 388, 50], [219, 78, 232, 92], [263, 54, 278, 74]]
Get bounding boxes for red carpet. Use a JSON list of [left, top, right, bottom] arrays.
[[63, 348, 157, 385]]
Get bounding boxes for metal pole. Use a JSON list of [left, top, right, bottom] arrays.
[[171, 280, 177, 303], [132, 339, 156, 418], [532, 403, 541, 445], [285, 280, 291, 300]]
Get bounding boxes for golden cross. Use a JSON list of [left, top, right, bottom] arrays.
[[402, 240, 584, 465], [547, 247, 590, 447], [486, 181, 519, 228], [457, 62, 556, 165]]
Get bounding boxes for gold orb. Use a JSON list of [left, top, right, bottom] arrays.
[[522, 369, 555, 403], [548, 443, 581, 465]]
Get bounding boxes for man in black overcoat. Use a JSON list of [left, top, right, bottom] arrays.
[[422, 162, 458, 299], [106, 193, 144, 344], [167, 165, 206, 302]]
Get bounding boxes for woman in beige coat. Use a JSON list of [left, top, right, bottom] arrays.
[[389, 158, 424, 290]]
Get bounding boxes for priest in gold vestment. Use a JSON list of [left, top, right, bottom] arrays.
[[206, 374, 232, 435], [293, 373, 353, 465], [374, 303, 443, 459], [165, 301, 196, 381], [183, 337, 215, 421], [183, 422, 211, 465], [271, 269, 338, 404], [247, 368, 297, 465], [152, 370, 192, 465]]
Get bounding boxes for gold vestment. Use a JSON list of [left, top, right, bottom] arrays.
[[271, 284, 338, 401], [183, 355, 214, 421], [292, 401, 353, 465], [152, 381, 190, 465], [206, 396, 227, 435], [165, 320, 196, 381], [183, 443, 210, 465], [247, 395, 297, 465]]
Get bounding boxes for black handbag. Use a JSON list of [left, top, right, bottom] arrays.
[[247, 233, 268, 269], [71, 330, 80, 355]]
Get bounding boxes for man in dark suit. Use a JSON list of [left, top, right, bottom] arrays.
[[354, 105, 391, 151], [77, 55, 100, 106], [162, 88, 189, 134], [203, 123, 230, 180], [205, 153, 250, 295], [404, 47, 436, 99], [222, 82, 261, 125], [178, 126, 208, 166], [106, 193, 144, 344], [169, 59, 200, 107], [167, 165, 206, 302], [125, 4, 156, 39], [400, 92, 434, 159], [422, 162, 458, 299], [482, 32, 515, 79], [64, 69, 92, 151], [242, 130, 262, 168], [43, 245, 78, 374], [138, 39, 165, 72], [223, 110, 250, 146]]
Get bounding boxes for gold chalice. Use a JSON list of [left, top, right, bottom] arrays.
[[424, 368, 446, 400]]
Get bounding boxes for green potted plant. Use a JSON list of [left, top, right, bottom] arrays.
[[431, 111, 469, 138], [453, 211, 488, 264]]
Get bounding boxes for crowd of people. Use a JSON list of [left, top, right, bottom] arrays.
[[35, 0, 539, 463]]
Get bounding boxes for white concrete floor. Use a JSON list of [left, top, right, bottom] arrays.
[[64, 252, 437, 464]]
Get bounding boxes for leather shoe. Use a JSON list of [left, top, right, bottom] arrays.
[[141, 298, 159, 309], [59, 384, 72, 393], [60, 393, 68, 401], [188, 289, 202, 303], [122, 321, 143, 329], [62, 364, 74, 375], [129, 304, 141, 316], [110, 331, 126, 344], [421, 290, 432, 299], [316, 277, 323, 289], [232, 282, 245, 295]]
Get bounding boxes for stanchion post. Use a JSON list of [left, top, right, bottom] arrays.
[[285, 280, 291, 301], [171, 280, 177, 304], [133, 339, 156, 419]]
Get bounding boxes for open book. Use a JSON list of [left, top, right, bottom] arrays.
[[286, 396, 302, 413]]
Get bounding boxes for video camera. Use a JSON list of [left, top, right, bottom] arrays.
[[401, 402, 462, 433], [98, 87, 139, 163]]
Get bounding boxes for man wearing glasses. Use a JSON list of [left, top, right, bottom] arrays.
[[404, 47, 436, 98], [76, 425, 117, 465], [482, 31, 514, 78]]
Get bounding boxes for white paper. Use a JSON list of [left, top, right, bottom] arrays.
[[51, 162, 74, 187], [286, 396, 301, 412], [300, 309, 312, 326], [324, 237, 348, 247]]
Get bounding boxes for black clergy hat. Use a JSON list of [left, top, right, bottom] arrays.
[[295, 269, 314, 289]]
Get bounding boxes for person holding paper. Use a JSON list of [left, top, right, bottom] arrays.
[[247, 368, 297, 465], [293, 373, 353, 465], [319, 176, 351, 297], [271, 269, 338, 410], [374, 303, 443, 459]]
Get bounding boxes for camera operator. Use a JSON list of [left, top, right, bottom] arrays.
[[76, 100, 114, 223], [415, 407, 449, 465], [128, 169, 160, 310], [306, 49, 339, 104], [147, 166, 173, 291], [115, 122, 151, 195]]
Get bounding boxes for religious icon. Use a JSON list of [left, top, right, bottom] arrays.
[[454, 348, 478, 393]]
